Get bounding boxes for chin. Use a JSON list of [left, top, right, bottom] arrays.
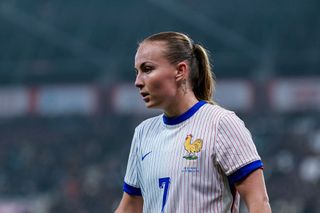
[[145, 103, 155, 108], [145, 101, 160, 109]]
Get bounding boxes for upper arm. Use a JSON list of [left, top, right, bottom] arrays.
[[124, 128, 142, 194], [235, 169, 271, 213], [115, 192, 143, 213], [116, 127, 143, 213], [215, 112, 261, 176], [215, 113, 271, 212]]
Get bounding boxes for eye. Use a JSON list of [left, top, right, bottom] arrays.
[[143, 66, 153, 73]]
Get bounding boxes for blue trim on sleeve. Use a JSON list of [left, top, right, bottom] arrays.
[[163, 100, 207, 125], [228, 160, 263, 185], [123, 182, 142, 196]]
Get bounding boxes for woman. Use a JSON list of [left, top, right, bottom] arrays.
[[115, 32, 271, 213]]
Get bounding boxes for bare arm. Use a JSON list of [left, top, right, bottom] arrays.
[[235, 169, 272, 213], [114, 192, 143, 213]]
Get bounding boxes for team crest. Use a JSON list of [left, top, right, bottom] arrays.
[[183, 134, 203, 160]]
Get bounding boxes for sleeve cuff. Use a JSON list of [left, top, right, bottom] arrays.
[[228, 160, 263, 185], [123, 182, 142, 196]]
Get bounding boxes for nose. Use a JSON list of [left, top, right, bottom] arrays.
[[135, 73, 144, 89]]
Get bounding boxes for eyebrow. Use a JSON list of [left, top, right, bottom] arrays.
[[135, 62, 152, 70]]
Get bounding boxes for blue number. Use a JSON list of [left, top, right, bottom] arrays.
[[159, 177, 170, 213]]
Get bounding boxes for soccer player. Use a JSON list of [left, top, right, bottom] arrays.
[[115, 32, 271, 213]]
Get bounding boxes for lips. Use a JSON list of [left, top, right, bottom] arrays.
[[140, 92, 148, 97], [140, 92, 150, 102]]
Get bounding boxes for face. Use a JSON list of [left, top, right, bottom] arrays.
[[134, 41, 179, 109]]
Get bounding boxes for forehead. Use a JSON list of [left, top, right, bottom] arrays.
[[135, 41, 168, 66]]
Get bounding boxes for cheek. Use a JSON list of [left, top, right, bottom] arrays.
[[147, 69, 177, 95], [150, 78, 176, 96], [150, 80, 165, 90]]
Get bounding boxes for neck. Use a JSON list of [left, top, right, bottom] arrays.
[[164, 94, 199, 118]]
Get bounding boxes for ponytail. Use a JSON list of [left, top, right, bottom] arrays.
[[191, 44, 215, 104]]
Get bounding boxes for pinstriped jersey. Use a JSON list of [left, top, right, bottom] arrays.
[[123, 101, 262, 213]]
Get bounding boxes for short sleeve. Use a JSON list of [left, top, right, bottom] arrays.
[[123, 128, 142, 196], [215, 112, 262, 180]]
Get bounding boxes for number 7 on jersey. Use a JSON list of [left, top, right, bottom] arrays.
[[159, 177, 171, 213]]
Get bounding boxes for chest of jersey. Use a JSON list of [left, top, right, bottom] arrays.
[[138, 122, 225, 212], [127, 105, 254, 212]]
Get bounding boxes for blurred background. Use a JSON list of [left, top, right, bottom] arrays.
[[0, 0, 319, 212]]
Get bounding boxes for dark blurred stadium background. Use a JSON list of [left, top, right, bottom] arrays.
[[0, 0, 319, 212]]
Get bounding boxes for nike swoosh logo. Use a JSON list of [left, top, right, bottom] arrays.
[[142, 151, 152, 161]]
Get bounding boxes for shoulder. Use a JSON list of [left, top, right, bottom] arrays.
[[204, 103, 233, 114], [200, 104, 249, 133], [135, 114, 163, 134], [130, 115, 162, 148], [201, 103, 237, 122]]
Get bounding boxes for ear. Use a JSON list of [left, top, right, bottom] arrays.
[[175, 61, 188, 82]]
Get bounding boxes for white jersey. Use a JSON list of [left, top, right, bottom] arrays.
[[123, 101, 262, 213]]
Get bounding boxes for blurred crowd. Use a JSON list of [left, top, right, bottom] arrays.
[[246, 113, 320, 213], [0, 111, 319, 213], [0, 115, 137, 212]]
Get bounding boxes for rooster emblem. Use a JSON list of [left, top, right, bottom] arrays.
[[183, 134, 203, 160]]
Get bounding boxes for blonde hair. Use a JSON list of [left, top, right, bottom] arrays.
[[142, 31, 215, 103]]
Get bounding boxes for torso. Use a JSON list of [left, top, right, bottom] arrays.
[[135, 104, 238, 213]]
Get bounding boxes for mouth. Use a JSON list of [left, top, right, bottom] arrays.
[[140, 92, 150, 102]]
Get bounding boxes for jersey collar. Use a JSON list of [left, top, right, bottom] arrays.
[[163, 100, 207, 125]]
